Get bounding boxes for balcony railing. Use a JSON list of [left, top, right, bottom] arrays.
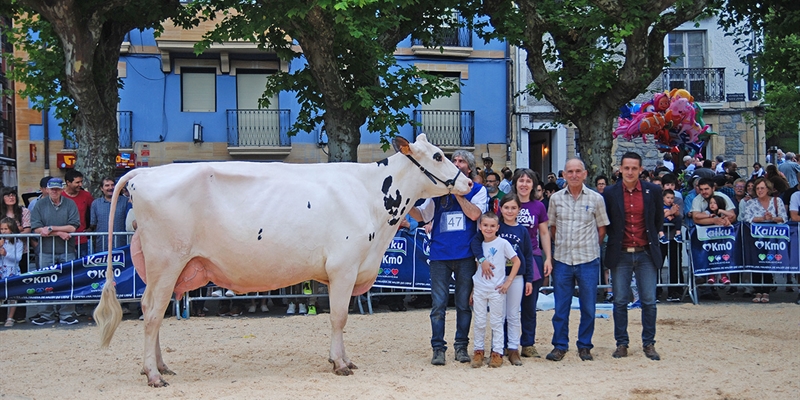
[[412, 26, 472, 48], [226, 109, 291, 147], [62, 111, 132, 150], [662, 68, 725, 102], [118, 111, 132, 148], [412, 110, 474, 148]]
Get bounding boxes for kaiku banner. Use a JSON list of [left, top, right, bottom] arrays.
[[374, 228, 452, 290], [690, 222, 800, 275], [741, 223, 799, 273], [1, 246, 144, 301], [691, 224, 741, 276]]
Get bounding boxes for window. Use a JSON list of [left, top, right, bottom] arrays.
[[182, 68, 216, 112], [668, 31, 706, 68]]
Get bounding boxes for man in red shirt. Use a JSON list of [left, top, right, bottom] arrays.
[[602, 152, 664, 361], [62, 169, 95, 256]]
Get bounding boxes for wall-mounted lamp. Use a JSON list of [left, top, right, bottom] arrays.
[[543, 146, 549, 155], [193, 123, 203, 143]]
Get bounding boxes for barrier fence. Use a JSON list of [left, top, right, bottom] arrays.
[[2, 223, 798, 318]]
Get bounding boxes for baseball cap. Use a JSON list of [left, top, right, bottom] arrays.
[[47, 178, 65, 189]]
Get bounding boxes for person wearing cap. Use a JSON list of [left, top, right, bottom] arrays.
[[29, 177, 81, 325], [27, 176, 53, 213]]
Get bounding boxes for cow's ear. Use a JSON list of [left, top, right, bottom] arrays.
[[392, 136, 411, 155]]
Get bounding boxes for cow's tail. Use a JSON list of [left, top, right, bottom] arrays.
[[94, 171, 137, 348]]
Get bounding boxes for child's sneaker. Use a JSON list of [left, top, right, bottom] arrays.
[[298, 303, 307, 314], [471, 350, 484, 368], [658, 235, 669, 244], [720, 275, 731, 285], [489, 351, 503, 368], [248, 304, 257, 313], [261, 304, 270, 313], [224, 289, 235, 297], [673, 233, 682, 243], [307, 305, 317, 315], [302, 281, 313, 295], [707, 277, 715, 284], [211, 289, 223, 297], [286, 303, 296, 315], [604, 292, 614, 303]]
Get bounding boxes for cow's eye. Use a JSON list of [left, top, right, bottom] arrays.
[[433, 153, 443, 162]]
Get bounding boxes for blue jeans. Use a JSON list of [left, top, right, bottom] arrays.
[[611, 251, 658, 347], [520, 255, 544, 347], [551, 258, 599, 351], [429, 257, 476, 351]]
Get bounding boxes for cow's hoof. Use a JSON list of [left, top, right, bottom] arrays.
[[333, 366, 353, 376], [148, 378, 169, 387], [159, 367, 176, 376], [347, 362, 358, 370]]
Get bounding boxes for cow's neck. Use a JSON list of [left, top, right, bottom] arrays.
[[373, 153, 431, 228]]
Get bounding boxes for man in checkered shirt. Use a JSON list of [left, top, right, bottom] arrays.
[[545, 158, 610, 362]]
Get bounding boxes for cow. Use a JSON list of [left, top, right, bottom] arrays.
[[93, 134, 472, 387]]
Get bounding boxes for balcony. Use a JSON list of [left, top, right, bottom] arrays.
[[226, 109, 292, 156], [412, 110, 474, 150], [662, 68, 725, 103], [62, 111, 132, 150], [411, 17, 472, 57]]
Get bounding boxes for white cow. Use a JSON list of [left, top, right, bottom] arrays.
[[93, 134, 472, 386]]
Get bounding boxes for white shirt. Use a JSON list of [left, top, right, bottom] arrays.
[[472, 236, 516, 291]]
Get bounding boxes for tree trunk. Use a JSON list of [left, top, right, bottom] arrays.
[[573, 111, 615, 185], [324, 110, 362, 163]]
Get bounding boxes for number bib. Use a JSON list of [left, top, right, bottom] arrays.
[[440, 211, 466, 233]]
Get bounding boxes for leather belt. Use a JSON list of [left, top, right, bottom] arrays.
[[625, 246, 646, 253]]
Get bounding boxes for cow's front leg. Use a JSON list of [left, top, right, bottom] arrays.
[[327, 278, 357, 375]]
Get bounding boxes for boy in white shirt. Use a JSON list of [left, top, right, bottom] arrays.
[[470, 212, 520, 368]]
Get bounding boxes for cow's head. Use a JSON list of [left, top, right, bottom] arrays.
[[393, 134, 473, 197]]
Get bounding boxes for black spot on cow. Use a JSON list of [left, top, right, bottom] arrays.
[[381, 176, 392, 195], [376, 158, 389, 167], [257, 228, 263, 241], [368, 232, 375, 241], [388, 217, 401, 226], [405, 198, 410, 205], [346, 236, 349, 240], [308, 201, 311, 209]]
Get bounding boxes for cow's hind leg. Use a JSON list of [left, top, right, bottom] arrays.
[[140, 284, 177, 387], [327, 276, 357, 375]]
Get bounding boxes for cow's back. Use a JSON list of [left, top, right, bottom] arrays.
[[128, 162, 386, 285]]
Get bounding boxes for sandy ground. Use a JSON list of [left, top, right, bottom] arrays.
[[1, 295, 799, 400]]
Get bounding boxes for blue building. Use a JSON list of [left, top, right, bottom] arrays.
[[15, 17, 509, 192]]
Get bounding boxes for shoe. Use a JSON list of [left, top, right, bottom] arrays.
[[507, 349, 522, 366], [286, 303, 296, 315], [707, 277, 715, 284], [643, 344, 660, 361], [604, 293, 614, 303], [546, 348, 566, 361], [612, 345, 628, 358], [211, 289, 223, 297], [225, 289, 235, 297], [121, 306, 131, 315], [139, 314, 145, 320], [796, 294, 800, 305], [5, 318, 14, 327], [578, 348, 593, 361], [261, 304, 269, 313], [60, 315, 79, 325], [248, 305, 257, 313], [471, 350, 484, 368], [431, 348, 446, 366], [521, 345, 540, 358], [302, 281, 313, 295], [673, 233, 682, 243], [31, 317, 55, 326], [658, 235, 669, 244], [760, 293, 769, 303], [229, 305, 243, 317], [298, 303, 307, 314], [752, 294, 762, 303], [489, 352, 503, 368], [307, 305, 317, 315], [720, 276, 731, 285], [455, 347, 470, 363]]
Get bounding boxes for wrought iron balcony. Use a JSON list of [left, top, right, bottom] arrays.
[[62, 110, 132, 149], [226, 109, 291, 147], [662, 68, 725, 102], [412, 26, 472, 48], [412, 110, 474, 148]]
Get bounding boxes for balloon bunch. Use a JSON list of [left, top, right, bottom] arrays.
[[614, 89, 716, 156]]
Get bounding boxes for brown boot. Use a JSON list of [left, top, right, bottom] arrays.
[[489, 351, 503, 368], [521, 345, 540, 358], [507, 349, 522, 366], [471, 350, 484, 368]]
